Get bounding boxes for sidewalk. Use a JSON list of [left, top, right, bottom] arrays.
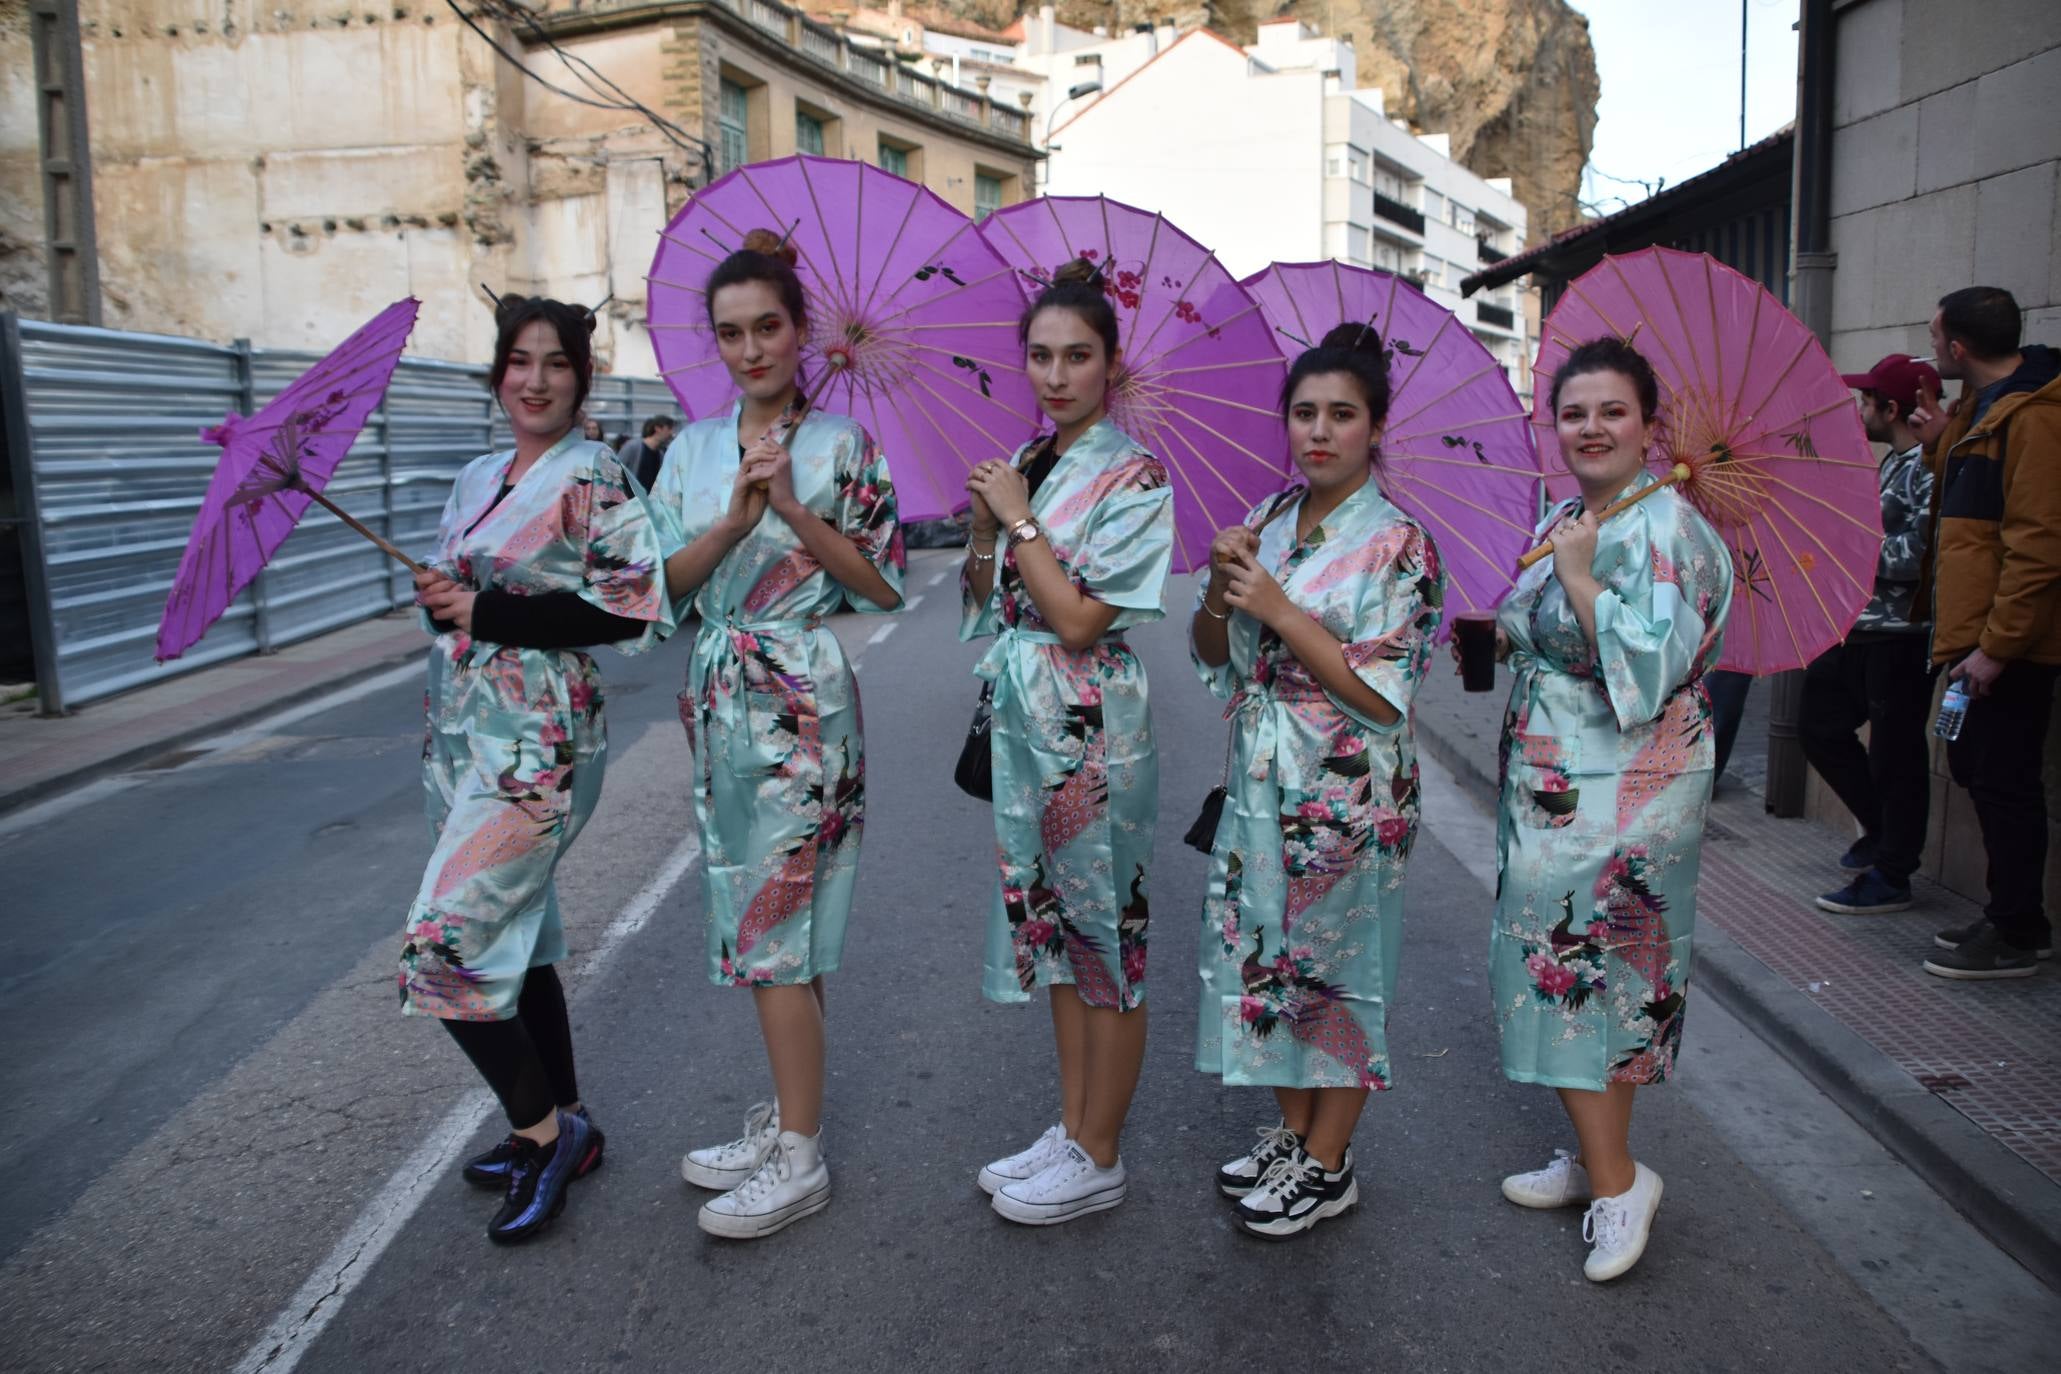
[[0, 613, 427, 816], [1415, 665, 2061, 1292]]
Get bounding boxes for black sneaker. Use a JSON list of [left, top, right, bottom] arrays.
[[1922, 925, 2040, 981], [1235, 1146, 1358, 1239], [1838, 837, 1879, 871], [464, 1108, 604, 1189], [1815, 869, 1913, 915], [1216, 1122, 1302, 1199], [1935, 918, 2053, 961], [487, 1109, 595, 1245]]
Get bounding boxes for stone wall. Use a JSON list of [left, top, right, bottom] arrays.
[[1812, 0, 2061, 908]]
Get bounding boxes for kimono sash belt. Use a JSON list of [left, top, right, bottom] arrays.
[[972, 624, 1129, 715], [689, 612, 826, 731], [1228, 679, 1330, 789]]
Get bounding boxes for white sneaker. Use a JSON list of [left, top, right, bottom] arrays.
[[1234, 1147, 1358, 1239], [681, 1102, 779, 1191], [1581, 1162, 1664, 1282], [697, 1129, 831, 1239], [1501, 1148, 1590, 1209], [977, 1124, 1070, 1196], [992, 1141, 1127, 1225]]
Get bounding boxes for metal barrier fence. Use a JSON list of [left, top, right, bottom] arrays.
[[0, 312, 677, 713]]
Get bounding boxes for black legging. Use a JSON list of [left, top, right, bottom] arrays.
[[441, 964, 582, 1130]]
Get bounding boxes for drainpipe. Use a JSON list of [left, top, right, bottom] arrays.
[[1766, 0, 1837, 818]]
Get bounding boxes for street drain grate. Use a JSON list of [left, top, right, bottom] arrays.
[[1916, 1073, 1973, 1092]]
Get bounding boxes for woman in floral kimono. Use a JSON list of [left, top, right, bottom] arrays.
[[653, 230, 904, 1241], [1488, 337, 1733, 1282], [961, 259, 1174, 1226], [1191, 322, 1444, 1239], [404, 295, 674, 1245]]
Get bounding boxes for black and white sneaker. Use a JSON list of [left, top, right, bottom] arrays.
[[1923, 924, 2040, 980], [1934, 917, 2053, 961], [1234, 1146, 1357, 1239], [1216, 1121, 1303, 1198]]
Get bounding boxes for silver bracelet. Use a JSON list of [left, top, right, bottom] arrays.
[[1199, 597, 1231, 621], [967, 541, 997, 566]]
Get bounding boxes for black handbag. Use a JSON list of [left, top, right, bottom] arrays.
[[953, 683, 994, 801]]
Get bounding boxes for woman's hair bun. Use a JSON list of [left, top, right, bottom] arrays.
[[741, 227, 800, 269], [491, 291, 530, 321], [1319, 320, 1384, 355], [1052, 256, 1102, 287]]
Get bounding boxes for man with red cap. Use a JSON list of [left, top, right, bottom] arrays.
[[1803, 353, 1942, 916]]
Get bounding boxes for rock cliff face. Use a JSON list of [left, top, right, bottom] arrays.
[[943, 1, 1599, 242]]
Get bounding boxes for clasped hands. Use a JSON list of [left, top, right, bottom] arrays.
[[964, 459, 1032, 543], [720, 437, 802, 538], [414, 568, 476, 634], [1202, 524, 1290, 626]]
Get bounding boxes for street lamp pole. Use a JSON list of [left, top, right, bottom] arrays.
[[1037, 78, 1104, 191]]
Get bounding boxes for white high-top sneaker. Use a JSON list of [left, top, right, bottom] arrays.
[[977, 1124, 1070, 1196], [991, 1141, 1127, 1225], [1500, 1149, 1591, 1209], [1581, 1162, 1664, 1282], [681, 1102, 779, 1190], [697, 1129, 832, 1240]]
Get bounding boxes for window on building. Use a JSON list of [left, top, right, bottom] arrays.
[[1449, 203, 1475, 235], [796, 109, 826, 157], [974, 172, 1003, 221], [1417, 254, 1443, 288], [1374, 168, 1405, 200], [1347, 224, 1371, 265], [719, 79, 749, 174], [1348, 147, 1370, 185], [1420, 187, 1445, 221], [878, 139, 909, 177], [1371, 240, 1402, 272]]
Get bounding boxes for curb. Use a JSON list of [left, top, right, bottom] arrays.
[[0, 642, 425, 819], [1416, 709, 2061, 1295]]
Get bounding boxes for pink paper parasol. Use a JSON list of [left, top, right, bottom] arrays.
[[977, 195, 1287, 574], [1529, 247, 1879, 675], [645, 155, 1036, 522], [1241, 260, 1540, 620], [156, 297, 422, 663]]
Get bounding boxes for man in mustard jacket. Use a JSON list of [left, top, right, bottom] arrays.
[[1911, 287, 2061, 980]]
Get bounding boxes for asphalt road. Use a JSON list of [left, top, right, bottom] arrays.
[[2, 551, 2042, 1372]]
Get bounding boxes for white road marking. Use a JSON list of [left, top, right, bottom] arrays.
[[1415, 751, 1498, 888], [866, 621, 900, 646], [231, 833, 703, 1374]]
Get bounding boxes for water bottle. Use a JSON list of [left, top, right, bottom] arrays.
[[1934, 680, 1970, 741]]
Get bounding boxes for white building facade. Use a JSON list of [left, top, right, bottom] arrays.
[[1016, 17, 1535, 400]]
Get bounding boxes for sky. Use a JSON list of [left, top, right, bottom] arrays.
[[1567, 0, 1801, 218]]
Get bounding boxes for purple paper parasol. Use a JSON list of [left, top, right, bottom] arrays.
[[978, 195, 1287, 574], [645, 155, 1036, 522], [1241, 260, 1541, 620], [155, 297, 421, 663]]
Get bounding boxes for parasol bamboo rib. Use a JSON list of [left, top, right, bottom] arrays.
[[1516, 463, 1691, 570]]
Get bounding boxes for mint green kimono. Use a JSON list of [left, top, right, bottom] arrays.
[[1192, 480, 1445, 1090], [1490, 473, 1735, 1088], [960, 418, 1174, 1010], [654, 401, 904, 986], [400, 434, 674, 1021]]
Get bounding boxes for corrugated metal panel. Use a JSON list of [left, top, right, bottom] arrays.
[[4, 314, 680, 712]]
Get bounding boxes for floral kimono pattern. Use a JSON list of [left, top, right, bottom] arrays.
[[1490, 472, 1734, 1088], [960, 418, 1174, 1010], [399, 434, 674, 1020], [1192, 480, 1444, 1090], [654, 401, 904, 986]]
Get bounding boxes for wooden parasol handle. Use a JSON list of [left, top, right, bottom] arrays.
[[1515, 462, 1692, 570], [304, 486, 426, 575]]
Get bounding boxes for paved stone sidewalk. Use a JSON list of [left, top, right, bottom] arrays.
[[1413, 661, 2061, 1289], [0, 612, 425, 815]]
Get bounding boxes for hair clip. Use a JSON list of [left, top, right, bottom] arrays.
[[1354, 311, 1380, 348], [700, 227, 733, 254], [775, 218, 800, 250], [1275, 325, 1312, 349], [478, 283, 504, 310]]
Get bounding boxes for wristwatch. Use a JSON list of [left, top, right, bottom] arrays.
[[1007, 517, 1044, 548]]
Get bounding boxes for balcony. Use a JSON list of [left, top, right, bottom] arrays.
[[1477, 236, 1507, 264], [1476, 301, 1516, 330], [1373, 192, 1425, 235]]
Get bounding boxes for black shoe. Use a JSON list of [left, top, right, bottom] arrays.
[[464, 1107, 603, 1188], [1922, 925, 2040, 981], [1934, 917, 2053, 961], [1216, 1122, 1303, 1199], [1235, 1146, 1358, 1239], [1838, 837, 1879, 871], [487, 1109, 596, 1245]]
